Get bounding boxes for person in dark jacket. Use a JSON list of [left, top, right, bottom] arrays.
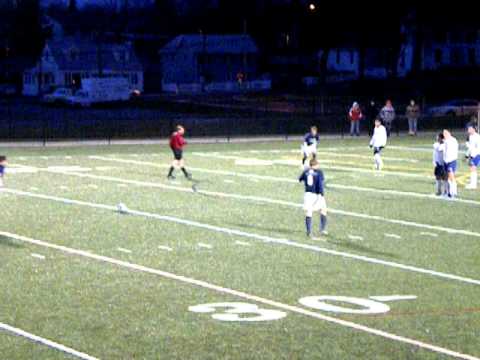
[[379, 100, 396, 137], [406, 100, 421, 136]]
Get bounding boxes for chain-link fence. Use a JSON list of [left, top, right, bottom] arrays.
[[0, 95, 474, 143]]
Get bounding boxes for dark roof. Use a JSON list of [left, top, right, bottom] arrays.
[[46, 37, 143, 72], [160, 34, 258, 54]]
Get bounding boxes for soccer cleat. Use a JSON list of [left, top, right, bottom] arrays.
[[186, 173, 193, 181], [167, 175, 176, 181], [321, 230, 329, 236]]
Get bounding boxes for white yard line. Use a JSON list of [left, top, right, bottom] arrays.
[[86, 157, 480, 207], [198, 243, 213, 249], [384, 234, 402, 240], [235, 241, 252, 247], [158, 245, 173, 252], [31, 253, 46, 260], [3, 188, 480, 287], [420, 232, 439, 238], [117, 248, 132, 254], [0, 321, 98, 360], [348, 235, 364, 241], [1, 230, 478, 360]]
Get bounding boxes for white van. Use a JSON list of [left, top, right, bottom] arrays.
[[66, 78, 131, 107]]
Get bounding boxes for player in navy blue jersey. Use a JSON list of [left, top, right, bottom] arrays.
[[299, 159, 328, 237], [301, 126, 319, 167], [0, 156, 7, 187]]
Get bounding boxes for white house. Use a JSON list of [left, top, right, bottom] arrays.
[[23, 37, 144, 96]]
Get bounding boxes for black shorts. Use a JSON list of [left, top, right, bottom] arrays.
[[434, 163, 446, 180], [373, 147, 384, 155], [172, 149, 183, 161]]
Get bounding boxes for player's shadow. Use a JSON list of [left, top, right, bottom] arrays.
[[326, 236, 398, 259], [0, 235, 24, 249]]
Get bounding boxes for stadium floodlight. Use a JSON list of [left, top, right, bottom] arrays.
[[308, 3, 316, 11]]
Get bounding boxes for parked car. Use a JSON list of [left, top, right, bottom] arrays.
[[0, 84, 17, 96], [43, 88, 74, 104], [426, 99, 480, 117]]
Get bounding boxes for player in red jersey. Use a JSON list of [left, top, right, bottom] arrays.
[[167, 125, 192, 180]]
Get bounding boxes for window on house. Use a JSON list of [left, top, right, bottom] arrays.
[[64, 72, 72, 85], [435, 49, 443, 64], [44, 73, 54, 85]]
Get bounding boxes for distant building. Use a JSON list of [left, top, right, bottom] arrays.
[[318, 47, 391, 81], [23, 37, 143, 96], [160, 34, 268, 93], [408, 29, 480, 72]]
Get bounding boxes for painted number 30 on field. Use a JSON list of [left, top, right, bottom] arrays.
[[189, 295, 417, 323]]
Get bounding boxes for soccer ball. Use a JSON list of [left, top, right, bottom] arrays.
[[117, 203, 129, 214]]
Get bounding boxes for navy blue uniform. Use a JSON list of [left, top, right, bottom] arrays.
[[299, 169, 325, 196], [304, 133, 320, 147]]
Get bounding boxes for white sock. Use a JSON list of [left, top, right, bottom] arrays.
[[443, 181, 449, 195], [374, 154, 383, 170], [470, 171, 478, 188], [435, 180, 442, 194], [448, 180, 457, 196]]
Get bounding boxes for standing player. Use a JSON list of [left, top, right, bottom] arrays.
[[369, 119, 387, 171], [301, 126, 319, 167], [299, 159, 328, 238], [433, 133, 446, 196], [167, 125, 192, 181], [443, 129, 459, 198], [466, 124, 480, 189], [0, 156, 7, 187]]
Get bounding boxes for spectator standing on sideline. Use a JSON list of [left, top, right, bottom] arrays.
[[379, 100, 396, 137], [406, 100, 421, 136], [349, 102, 363, 136]]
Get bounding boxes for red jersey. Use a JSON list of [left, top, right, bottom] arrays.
[[349, 108, 363, 122], [170, 132, 186, 150]]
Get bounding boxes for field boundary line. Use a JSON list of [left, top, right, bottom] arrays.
[[3, 187, 480, 287], [1, 230, 478, 360], [0, 322, 98, 360], [88, 157, 480, 207]]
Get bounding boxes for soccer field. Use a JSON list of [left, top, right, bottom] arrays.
[[1, 135, 480, 360]]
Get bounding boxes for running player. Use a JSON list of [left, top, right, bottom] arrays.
[[466, 123, 480, 189], [167, 125, 192, 181], [0, 156, 7, 187], [443, 129, 459, 198], [369, 118, 387, 171], [433, 133, 446, 196], [299, 159, 328, 238], [301, 126, 319, 167]]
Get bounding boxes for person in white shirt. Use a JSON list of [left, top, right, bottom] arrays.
[[466, 124, 480, 189], [369, 118, 387, 171], [443, 129, 459, 198], [433, 133, 447, 196]]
